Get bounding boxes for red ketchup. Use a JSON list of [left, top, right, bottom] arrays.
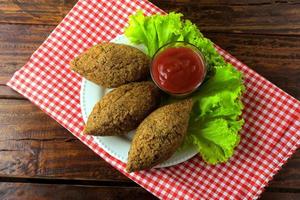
[[151, 46, 206, 95]]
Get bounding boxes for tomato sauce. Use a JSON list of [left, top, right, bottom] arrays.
[[151, 46, 206, 94]]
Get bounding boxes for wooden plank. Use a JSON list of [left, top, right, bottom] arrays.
[[0, 0, 73, 25], [0, 99, 299, 189], [1, 0, 300, 35], [260, 192, 300, 200], [0, 182, 299, 200], [0, 24, 55, 84], [0, 99, 129, 181], [151, 0, 300, 35], [1, 24, 299, 98], [0, 85, 24, 99], [0, 182, 157, 200]]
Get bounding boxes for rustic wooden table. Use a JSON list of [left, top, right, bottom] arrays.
[[0, 0, 299, 199]]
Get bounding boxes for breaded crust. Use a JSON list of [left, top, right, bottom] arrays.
[[70, 43, 150, 88], [126, 99, 193, 172], [84, 82, 160, 136]]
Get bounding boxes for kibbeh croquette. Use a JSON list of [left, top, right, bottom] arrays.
[[126, 99, 193, 172], [84, 82, 160, 136], [70, 43, 150, 88]]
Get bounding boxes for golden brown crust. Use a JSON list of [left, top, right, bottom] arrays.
[[70, 43, 150, 88], [126, 99, 193, 172], [84, 82, 160, 136]]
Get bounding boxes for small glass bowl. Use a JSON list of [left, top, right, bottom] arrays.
[[150, 41, 207, 97]]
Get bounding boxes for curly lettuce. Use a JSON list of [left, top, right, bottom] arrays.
[[187, 66, 244, 164], [125, 11, 244, 164]]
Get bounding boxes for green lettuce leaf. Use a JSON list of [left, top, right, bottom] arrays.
[[187, 118, 242, 164], [191, 65, 244, 120], [187, 66, 244, 164], [125, 11, 245, 164]]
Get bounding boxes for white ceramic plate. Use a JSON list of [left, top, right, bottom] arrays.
[[80, 34, 198, 168]]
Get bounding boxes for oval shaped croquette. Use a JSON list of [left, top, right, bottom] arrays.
[[84, 82, 160, 136], [70, 43, 150, 88], [126, 99, 193, 172]]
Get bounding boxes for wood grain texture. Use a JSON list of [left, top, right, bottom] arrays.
[[0, 99, 129, 181], [0, 24, 54, 84], [0, 85, 24, 99], [0, 99, 299, 189], [151, 0, 300, 35], [0, 183, 157, 200], [0, 182, 299, 200], [0, 0, 74, 25], [260, 192, 300, 200], [2, 0, 300, 35]]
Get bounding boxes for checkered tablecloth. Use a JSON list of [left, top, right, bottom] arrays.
[[7, 0, 300, 199]]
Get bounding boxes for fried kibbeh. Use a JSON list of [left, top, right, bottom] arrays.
[[126, 99, 193, 172], [84, 82, 160, 136], [70, 43, 150, 88]]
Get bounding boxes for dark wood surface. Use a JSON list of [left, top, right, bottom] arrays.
[[0, 0, 299, 199]]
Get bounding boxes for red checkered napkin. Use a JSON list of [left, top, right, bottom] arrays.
[[7, 0, 300, 199]]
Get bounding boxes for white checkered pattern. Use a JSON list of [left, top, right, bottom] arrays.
[[7, 0, 300, 199]]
